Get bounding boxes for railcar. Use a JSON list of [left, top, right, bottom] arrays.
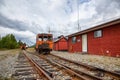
[[20, 43, 26, 50], [35, 33, 53, 54]]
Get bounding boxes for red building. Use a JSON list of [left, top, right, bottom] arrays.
[[68, 18, 120, 57], [54, 35, 68, 51]]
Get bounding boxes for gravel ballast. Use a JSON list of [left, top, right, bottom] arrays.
[[0, 49, 19, 78], [51, 51, 120, 72]]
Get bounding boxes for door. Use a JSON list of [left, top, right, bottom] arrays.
[[82, 34, 87, 52]]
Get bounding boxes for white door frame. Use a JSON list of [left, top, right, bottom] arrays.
[[82, 34, 87, 52]]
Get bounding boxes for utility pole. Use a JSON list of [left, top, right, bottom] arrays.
[[48, 26, 51, 33], [0, 35, 1, 48], [77, 0, 81, 31]]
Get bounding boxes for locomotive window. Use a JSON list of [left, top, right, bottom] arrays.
[[38, 38, 42, 41], [48, 36, 52, 41], [43, 36, 48, 41], [38, 36, 42, 41]]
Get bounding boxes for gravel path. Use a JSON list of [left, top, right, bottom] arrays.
[[0, 49, 19, 78], [51, 51, 120, 72]]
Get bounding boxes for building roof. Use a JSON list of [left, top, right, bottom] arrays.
[[37, 33, 52, 37], [67, 18, 120, 37], [54, 35, 67, 43]]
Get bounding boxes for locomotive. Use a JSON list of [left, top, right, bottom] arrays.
[[35, 33, 53, 54], [20, 43, 26, 50]]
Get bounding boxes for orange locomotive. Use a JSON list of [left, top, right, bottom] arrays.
[[35, 33, 53, 54], [20, 43, 26, 50]]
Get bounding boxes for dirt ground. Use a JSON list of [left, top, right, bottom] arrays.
[[0, 49, 19, 79], [27, 48, 35, 52]]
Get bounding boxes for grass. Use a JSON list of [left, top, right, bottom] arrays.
[[27, 48, 35, 52], [0, 49, 20, 60], [0, 48, 9, 51], [0, 48, 19, 51], [0, 55, 8, 61], [0, 76, 15, 80]]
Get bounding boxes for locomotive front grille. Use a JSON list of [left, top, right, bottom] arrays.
[[38, 43, 49, 49], [42, 43, 49, 49]]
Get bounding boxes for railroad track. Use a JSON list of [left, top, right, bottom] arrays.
[[21, 50, 120, 80], [42, 53, 120, 80], [25, 51, 89, 80], [12, 51, 49, 80]]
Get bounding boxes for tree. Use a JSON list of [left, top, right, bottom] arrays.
[[0, 34, 20, 49]]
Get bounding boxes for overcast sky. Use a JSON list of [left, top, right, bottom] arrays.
[[0, 0, 120, 46]]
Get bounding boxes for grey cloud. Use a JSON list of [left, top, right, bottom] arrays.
[[0, 0, 5, 7], [0, 13, 44, 34], [76, 0, 120, 30], [17, 37, 35, 46], [0, 13, 28, 31], [0, 0, 120, 45], [95, 0, 120, 17]]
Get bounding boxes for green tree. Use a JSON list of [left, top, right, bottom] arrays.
[[0, 34, 20, 49]]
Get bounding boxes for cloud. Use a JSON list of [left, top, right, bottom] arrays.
[[0, 13, 28, 31], [0, 26, 36, 45], [0, 13, 46, 34], [0, 0, 120, 45], [69, 0, 120, 30]]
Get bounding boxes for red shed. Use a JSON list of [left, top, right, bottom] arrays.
[[68, 18, 120, 57], [54, 35, 68, 51]]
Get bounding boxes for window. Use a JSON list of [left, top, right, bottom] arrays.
[[43, 36, 48, 41], [38, 36, 42, 41], [94, 30, 102, 38], [43, 38, 48, 41], [48, 36, 52, 41], [38, 38, 42, 41], [72, 36, 76, 43]]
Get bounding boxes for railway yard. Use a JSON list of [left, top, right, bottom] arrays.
[[0, 0, 120, 80], [0, 48, 120, 80]]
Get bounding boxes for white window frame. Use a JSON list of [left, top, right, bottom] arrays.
[[72, 36, 76, 43], [94, 30, 102, 38]]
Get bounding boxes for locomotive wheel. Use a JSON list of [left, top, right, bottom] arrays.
[[38, 49, 42, 54], [45, 50, 50, 54], [47, 51, 50, 54]]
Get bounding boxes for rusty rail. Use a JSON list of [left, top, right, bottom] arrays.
[[26, 51, 120, 80], [50, 53, 120, 80], [23, 51, 53, 80], [39, 54, 103, 80]]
